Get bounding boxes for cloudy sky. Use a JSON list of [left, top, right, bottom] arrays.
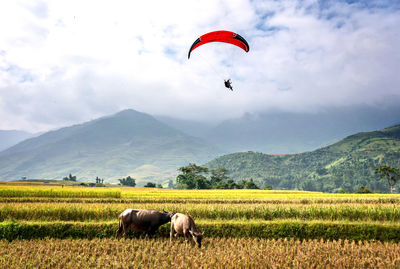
[[0, 0, 399, 132]]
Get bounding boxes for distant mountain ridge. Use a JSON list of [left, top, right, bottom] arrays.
[[0, 130, 34, 152], [202, 105, 400, 154], [0, 109, 223, 184], [155, 102, 400, 154], [206, 125, 400, 193]]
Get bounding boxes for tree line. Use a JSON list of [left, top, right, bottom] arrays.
[[175, 163, 262, 189], [62, 164, 400, 193], [116, 163, 263, 189]]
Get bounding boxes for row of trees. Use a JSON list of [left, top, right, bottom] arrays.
[[61, 164, 399, 192], [62, 174, 76, 181], [61, 165, 260, 189], [61, 174, 105, 187], [144, 182, 164, 188], [175, 163, 262, 189], [63, 174, 104, 184], [95, 177, 104, 184], [118, 176, 136, 187], [61, 174, 162, 188]]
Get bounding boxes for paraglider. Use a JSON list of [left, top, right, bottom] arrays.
[[224, 79, 233, 91], [188, 30, 249, 59], [188, 30, 249, 91]]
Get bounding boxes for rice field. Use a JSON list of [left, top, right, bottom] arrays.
[[2, 202, 400, 222], [1, 238, 400, 268], [1, 184, 400, 268]]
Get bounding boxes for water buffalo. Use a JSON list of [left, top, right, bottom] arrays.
[[116, 209, 175, 238], [170, 213, 203, 248]]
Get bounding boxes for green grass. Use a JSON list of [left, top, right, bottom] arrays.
[[1, 220, 400, 242]]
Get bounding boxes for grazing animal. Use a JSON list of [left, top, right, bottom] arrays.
[[116, 209, 175, 238], [170, 213, 203, 248]]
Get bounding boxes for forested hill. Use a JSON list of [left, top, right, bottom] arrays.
[[0, 109, 223, 184], [206, 125, 400, 193]]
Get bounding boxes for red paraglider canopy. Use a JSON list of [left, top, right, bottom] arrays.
[[188, 30, 249, 59]]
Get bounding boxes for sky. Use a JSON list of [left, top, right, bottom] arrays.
[[0, 0, 399, 132]]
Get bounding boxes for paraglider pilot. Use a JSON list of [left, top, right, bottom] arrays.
[[224, 79, 233, 91]]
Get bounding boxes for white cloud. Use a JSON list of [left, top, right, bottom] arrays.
[[0, 0, 399, 131]]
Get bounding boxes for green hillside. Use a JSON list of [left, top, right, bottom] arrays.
[[0, 110, 223, 184], [206, 125, 400, 193]]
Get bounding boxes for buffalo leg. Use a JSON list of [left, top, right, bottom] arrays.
[[170, 223, 174, 242], [183, 229, 190, 244], [147, 226, 158, 238], [115, 227, 121, 238], [116, 221, 123, 238], [144, 230, 152, 239], [122, 223, 128, 237]]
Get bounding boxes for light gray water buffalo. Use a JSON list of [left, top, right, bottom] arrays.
[[116, 209, 175, 238], [170, 213, 203, 248]]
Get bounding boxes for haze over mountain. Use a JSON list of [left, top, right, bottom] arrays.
[[158, 103, 400, 154], [1, 103, 399, 188], [206, 124, 400, 193], [0, 130, 34, 152], [0, 109, 223, 184]]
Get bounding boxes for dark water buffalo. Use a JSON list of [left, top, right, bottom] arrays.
[[170, 213, 203, 248], [116, 209, 175, 238]]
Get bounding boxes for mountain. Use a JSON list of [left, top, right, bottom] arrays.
[[200, 104, 400, 154], [0, 130, 34, 152], [0, 109, 223, 184], [206, 125, 400, 193], [154, 115, 217, 139]]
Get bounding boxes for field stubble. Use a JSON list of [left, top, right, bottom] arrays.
[[1, 238, 399, 268], [2, 185, 400, 267]]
